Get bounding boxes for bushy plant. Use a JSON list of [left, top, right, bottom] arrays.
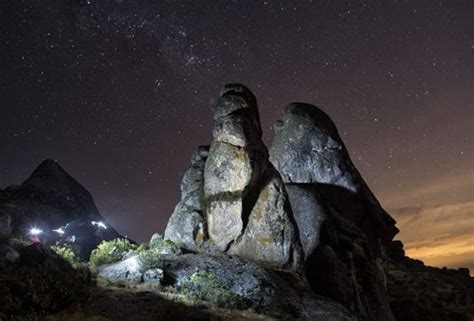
[[149, 234, 181, 255], [138, 247, 164, 268], [89, 238, 137, 267], [51, 245, 79, 266], [179, 272, 248, 309]]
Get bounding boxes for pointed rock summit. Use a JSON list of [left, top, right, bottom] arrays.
[[269, 103, 397, 320], [0, 160, 122, 258], [165, 85, 400, 321]]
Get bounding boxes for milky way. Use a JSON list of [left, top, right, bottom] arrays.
[[1, 1, 472, 270]]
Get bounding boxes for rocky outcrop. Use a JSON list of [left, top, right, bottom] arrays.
[[269, 103, 396, 321], [99, 252, 355, 321], [0, 160, 123, 258], [270, 103, 398, 242], [164, 85, 403, 320], [165, 84, 302, 271]]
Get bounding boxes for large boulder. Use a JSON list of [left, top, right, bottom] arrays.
[[204, 84, 268, 251], [270, 103, 398, 241], [97, 255, 145, 285], [228, 166, 302, 271], [269, 103, 397, 321]]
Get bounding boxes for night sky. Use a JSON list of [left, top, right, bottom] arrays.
[[1, 1, 473, 271]]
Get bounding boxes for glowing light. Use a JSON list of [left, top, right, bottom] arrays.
[[91, 221, 107, 229], [29, 227, 43, 235], [52, 227, 65, 235]]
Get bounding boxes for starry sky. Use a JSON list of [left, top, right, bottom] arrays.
[[1, 1, 473, 271]]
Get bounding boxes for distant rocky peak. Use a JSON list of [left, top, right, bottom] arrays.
[[21, 159, 90, 197]]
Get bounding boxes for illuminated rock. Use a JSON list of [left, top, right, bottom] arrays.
[[165, 84, 302, 270], [204, 84, 268, 251], [269, 103, 397, 321]]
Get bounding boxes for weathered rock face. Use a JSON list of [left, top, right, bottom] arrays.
[[228, 166, 302, 271], [269, 103, 397, 321], [165, 84, 302, 271], [285, 184, 328, 259], [270, 103, 398, 242], [164, 146, 208, 250], [0, 160, 123, 258], [204, 84, 268, 251]]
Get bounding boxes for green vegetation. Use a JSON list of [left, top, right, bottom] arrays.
[[178, 272, 248, 309], [138, 247, 164, 268], [51, 245, 79, 266], [149, 236, 181, 255], [89, 238, 138, 267]]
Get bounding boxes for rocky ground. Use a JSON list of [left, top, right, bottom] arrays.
[[46, 288, 276, 321]]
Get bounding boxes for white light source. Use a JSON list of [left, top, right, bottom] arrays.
[[91, 221, 107, 229], [29, 227, 43, 236], [52, 227, 65, 235]]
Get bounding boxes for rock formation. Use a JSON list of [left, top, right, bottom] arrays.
[[166, 84, 302, 271], [269, 103, 397, 321], [165, 85, 400, 320], [0, 159, 122, 258]]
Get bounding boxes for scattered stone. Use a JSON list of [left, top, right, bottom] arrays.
[[143, 268, 164, 287], [97, 255, 144, 285]]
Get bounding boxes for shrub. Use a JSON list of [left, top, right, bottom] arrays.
[[149, 234, 181, 255], [51, 245, 79, 266], [138, 247, 164, 268], [179, 272, 248, 309], [89, 238, 137, 267]]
